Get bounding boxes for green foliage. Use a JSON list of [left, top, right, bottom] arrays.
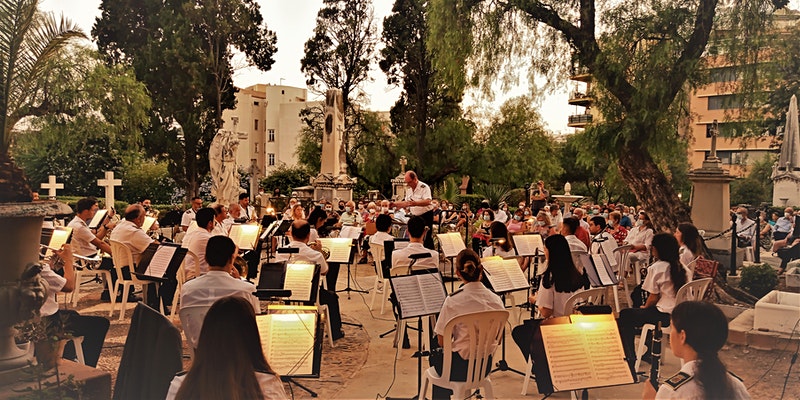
[[473, 96, 562, 187], [94, 0, 277, 198], [455, 194, 484, 212], [739, 263, 778, 298], [260, 165, 312, 197], [731, 154, 777, 207], [472, 182, 511, 207], [121, 159, 181, 205], [433, 176, 462, 204]]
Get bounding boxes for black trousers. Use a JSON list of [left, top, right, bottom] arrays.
[[778, 244, 800, 271], [326, 262, 341, 292], [418, 210, 435, 250], [428, 349, 493, 399], [319, 288, 343, 340], [617, 307, 670, 370], [511, 318, 544, 362], [44, 309, 110, 367]]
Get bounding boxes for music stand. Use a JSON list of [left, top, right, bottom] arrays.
[[380, 252, 433, 340], [387, 266, 447, 399], [481, 256, 530, 376], [320, 238, 367, 299]]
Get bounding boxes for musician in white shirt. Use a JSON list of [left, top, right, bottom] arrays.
[[391, 216, 439, 273]]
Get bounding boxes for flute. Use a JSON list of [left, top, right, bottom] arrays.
[[649, 321, 663, 390]]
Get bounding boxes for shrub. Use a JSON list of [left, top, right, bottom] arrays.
[[739, 263, 778, 299]]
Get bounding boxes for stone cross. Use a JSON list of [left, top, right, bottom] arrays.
[[40, 175, 63, 200], [97, 171, 122, 209], [708, 119, 719, 161], [399, 156, 407, 174]]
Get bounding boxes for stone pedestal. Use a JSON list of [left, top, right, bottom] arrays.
[[391, 174, 406, 201], [689, 159, 737, 269], [312, 89, 355, 201]]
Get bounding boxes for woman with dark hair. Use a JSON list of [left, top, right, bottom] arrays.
[[506, 208, 527, 235], [471, 209, 495, 253], [643, 301, 749, 400], [511, 235, 590, 361], [167, 296, 287, 400], [482, 221, 515, 258], [624, 211, 655, 264], [430, 249, 505, 399], [619, 233, 690, 372], [675, 223, 703, 275]]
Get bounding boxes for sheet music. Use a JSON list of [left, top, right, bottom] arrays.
[[393, 240, 409, 250], [339, 225, 362, 239], [88, 209, 108, 229], [437, 233, 466, 257], [540, 314, 633, 392], [591, 254, 617, 286], [45, 228, 72, 257], [229, 224, 260, 250], [392, 273, 447, 319], [318, 238, 353, 263], [513, 234, 544, 256], [599, 239, 618, 267], [482, 258, 530, 293], [141, 216, 156, 232], [144, 245, 177, 278], [257, 310, 317, 376], [285, 263, 316, 302], [261, 221, 279, 240]]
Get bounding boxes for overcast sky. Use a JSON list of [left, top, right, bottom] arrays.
[[42, 1, 798, 135]]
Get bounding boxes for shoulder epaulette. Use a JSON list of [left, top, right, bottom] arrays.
[[728, 370, 743, 382], [420, 183, 427, 188], [184, 210, 192, 214], [664, 371, 692, 390], [175, 370, 188, 376]]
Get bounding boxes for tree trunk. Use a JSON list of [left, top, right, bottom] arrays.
[[616, 143, 691, 231]]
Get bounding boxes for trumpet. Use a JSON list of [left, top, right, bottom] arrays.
[[39, 244, 66, 272]]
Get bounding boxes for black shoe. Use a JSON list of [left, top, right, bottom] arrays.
[[100, 291, 111, 302]]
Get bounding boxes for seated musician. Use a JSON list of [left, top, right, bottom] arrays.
[[642, 301, 749, 400], [391, 216, 439, 272], [429, 249, 505, 399], [38, 244, 110, 367], [369, 213, 395, 264], [511, 235, 589, 362], [275, 220, 344, 341]]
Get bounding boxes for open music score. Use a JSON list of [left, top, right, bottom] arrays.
[[513, 234, 544, 257], [575, 252, 619, 287], [141, 216, 157, 232], [229, 223, 261, 250], [481, 256, 531, 293], [598, 238, 618, 268], [256, 305, 320, 377], [338, 225, 362, 240], [390, 271, 447, 319], [284, 263, 317, 302], [135, 242, 187, 281], [538, 314, 634, 393], [318, 238, 353, 263], [437, 232, 466, 257], [88, 209, 108, 229]]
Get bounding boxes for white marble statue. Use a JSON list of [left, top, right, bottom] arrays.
[[209, 129, 241, 206]]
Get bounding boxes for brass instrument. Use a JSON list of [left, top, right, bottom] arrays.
[[40, 244, 65, 272]]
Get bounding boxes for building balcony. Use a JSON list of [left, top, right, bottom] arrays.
[[568, 113, 593, 128], [569, 66, 592, 82], [568, 91, 593, 106]]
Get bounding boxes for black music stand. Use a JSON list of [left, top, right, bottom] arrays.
[[380, 252, 433, 340], [386, 266, 446, 400], [480, 256, 528, 377], [333, 239, 368, 299]]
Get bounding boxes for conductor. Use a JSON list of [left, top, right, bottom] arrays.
[[392, 171, 435, 249]]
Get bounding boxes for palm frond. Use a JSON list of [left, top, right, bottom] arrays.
[[0, 0, 85, 153]]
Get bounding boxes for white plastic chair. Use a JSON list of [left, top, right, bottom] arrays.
[[169, 251, 199, 323], [369, 244, 390, 314], [71, 254, 114, 307], [109, 240, 155, 320], [178, 305, 209, 360], [613, 244, 634, 310], [419, 310, 509, 400], [634, 278, 712, 371], [62, 336, 85, 365]]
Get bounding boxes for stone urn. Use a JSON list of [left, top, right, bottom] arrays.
[[0, 201, 72, 373]]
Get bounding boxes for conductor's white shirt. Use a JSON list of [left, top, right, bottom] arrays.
[[405, 181, 433, 216]]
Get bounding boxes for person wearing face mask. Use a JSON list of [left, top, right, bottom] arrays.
[[549, 203, 563, 233], [734, 207, 756, 250], [506, 209, 526, 234], [337, 200, 362, 227], [606, 211, 629, 246], [773, 207, 793, 241], [624, 211, 655, 264], [363, 201, 379, 224], [472, 210, 494, 253], [380, 199, 391, 215], [533, 211, 557, 239], [494, 202, 509, 224]]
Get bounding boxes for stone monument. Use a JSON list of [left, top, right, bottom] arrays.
[[391, 156, 407, 200], [209, 129, 241, 206], [310, 89, 356, 201], [689, 120, 738, 266], [96, 171, 122, 209], [772, 95, 800, 207]]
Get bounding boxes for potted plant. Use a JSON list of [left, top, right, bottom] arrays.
[[0, 0, 83, 373]]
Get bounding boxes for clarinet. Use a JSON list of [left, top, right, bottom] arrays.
[[649, 321, 663, 390]]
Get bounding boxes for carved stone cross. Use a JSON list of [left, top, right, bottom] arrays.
[[97, 171, 122, 209], [40, 175, 64, 200], [399, 156, 407, 174]]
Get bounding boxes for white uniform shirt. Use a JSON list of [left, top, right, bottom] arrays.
[[370, 231, 394, 247], [181, 208, 197, 228], [405, 181, 433, 216], [434, 281, 505, 359], [391, 242, 439, 273], [656, 360, 750, 399], [481, 246, 516, 259], [537, 284, 584, 317], [180, 270, 260, 313], [166, 371, 287, 400], [679, 245, 697, 271], [590, 231, 615, 255], [643, 261, 691, 314], [39, 263, 66, 317], [67, 216, 98, 257], [565, 235, 588, 253], [625, 226, 654, 250], [275, 240, 328, 275], [110, 220, 154, 263], [187, 230, 214, 277]]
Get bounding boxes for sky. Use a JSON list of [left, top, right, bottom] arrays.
[[40, 0, 800, 136]]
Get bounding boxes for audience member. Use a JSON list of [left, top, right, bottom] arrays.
[[625, 211, 655, 264], [607, 211, 629, 245]]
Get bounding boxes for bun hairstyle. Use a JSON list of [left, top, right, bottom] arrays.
[[455, 249, 483, 282], [671, 301, 733, 399]]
